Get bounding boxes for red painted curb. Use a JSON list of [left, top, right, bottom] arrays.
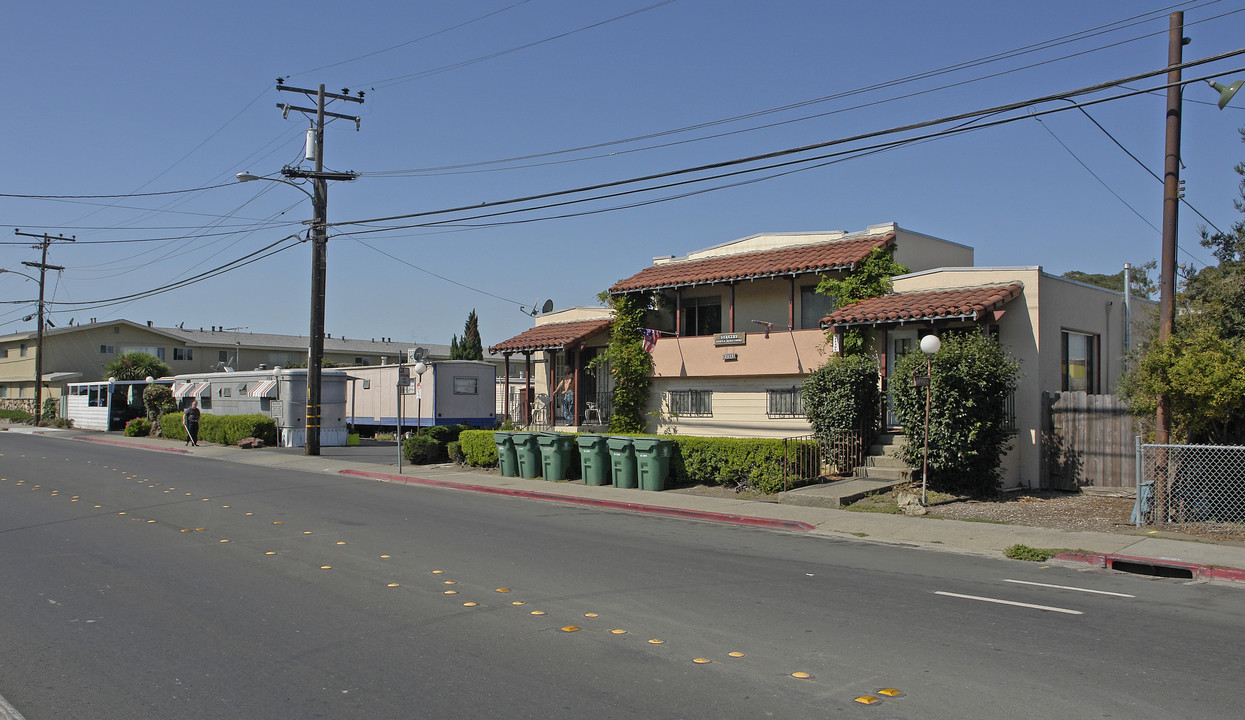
[[341, 469, 815, 533], [71, 436, 192, 454], [1052, 551, 1245, 584]]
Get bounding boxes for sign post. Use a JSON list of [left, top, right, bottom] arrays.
[[397, 364, 411, 471]]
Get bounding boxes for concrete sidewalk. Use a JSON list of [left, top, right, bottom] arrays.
[[16, 425, 1245, 584]]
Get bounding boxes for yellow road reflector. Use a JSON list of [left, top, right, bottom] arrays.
[[530, 611, 546, 616], [610, 629, 627, 635], [336, 541, 346, 545], [201, 498, 209, 502], [877, 688, 903, 697], [464, 602, 478, 607], [692, 658, 711, 664], [265, 552, 276, 555], [181, 529, 192, 533], [221, 505, 230, 508], [387, 583, 399, 587], [791, 672, 811, 679], [854, 696, 882, 705], [219, 539, 229, 543], [195, 528, 207, 532], [584, 613, 598, 618], [432, 570, 444, 574], [511, 601, 526, 606], [728, 652, 744, 658], [118, 512, 127, 516], [147, 520, 157, 524], [303, 531, 312, 535], [245, 512, 253, 516], [444, 590, 458, 595], [380, 555, 391, 559], [273, 521, 284, 525], [72, 499, 80, 502], [561, 626, 580, 632], [94, 505, 102, 508], [647, 639, 664, 645], [320, 565, 332, 570], [495, 588, 510, 593]]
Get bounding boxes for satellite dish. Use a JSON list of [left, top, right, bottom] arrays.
[[540, 299, 554, 314]]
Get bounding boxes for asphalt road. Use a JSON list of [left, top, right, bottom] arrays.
[[1, 432, 1241, 719]]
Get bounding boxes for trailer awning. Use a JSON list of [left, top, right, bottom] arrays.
[[249, 380, 278, 398], [172, 381, 210, 399]]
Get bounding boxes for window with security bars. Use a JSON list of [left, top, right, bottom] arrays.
[[668, 389, 712, 417], [767, 387, 805, 417]]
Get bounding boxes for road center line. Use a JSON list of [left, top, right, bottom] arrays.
[[1004, 579, 1135, 598], [934, 591, 1083, 615]]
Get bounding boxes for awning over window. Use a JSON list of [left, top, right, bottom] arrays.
[[249, 380, 278, 398], [172, 381, 209, 399]]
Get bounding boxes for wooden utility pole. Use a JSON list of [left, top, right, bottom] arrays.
[[274, 82, 362, 455], [13, 229, 75, 421], [1156, 11, 1184, 447]]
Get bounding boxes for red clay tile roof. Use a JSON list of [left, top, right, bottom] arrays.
[[609, 233, 894, 293], [821, 283, 1023, 327], [488, 318, 613, 354]]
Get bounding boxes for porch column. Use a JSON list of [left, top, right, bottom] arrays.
[[788, 276, 795, 330], [503, 353, 511, 422], [524, 352, 533, 424], [548, 350, 558, 424], [571, 347, 580, 427], [675, 289, 682, 337], [728, 283, 735, 332]]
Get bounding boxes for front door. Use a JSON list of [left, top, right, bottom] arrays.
[[885, 328, 918, 429]]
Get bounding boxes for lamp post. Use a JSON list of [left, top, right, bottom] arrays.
[[919, 334, 941, 506], [414, 361, 428, 435]]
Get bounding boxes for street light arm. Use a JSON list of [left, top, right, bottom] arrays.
[[0, 268, 40, 283], [235, 172, 315, 200]]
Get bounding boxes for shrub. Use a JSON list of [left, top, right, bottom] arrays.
[[0, 408, 33, 422], [669, 436, 800, 494], [143, 385, 177, 422], [446, 441, 464, 464], [891, 332, 1020, 497], [159, 412, 276, 446], [803, 354, 881, 435], [124, 417, 152, 437], [42, 398, 58, 421], [403, 434, 444, 464], [460, 430, 499, 466]]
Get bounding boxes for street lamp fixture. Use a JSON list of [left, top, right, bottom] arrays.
[[919, 334, 941, 506]]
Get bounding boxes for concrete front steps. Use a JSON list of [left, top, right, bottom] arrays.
[[774, 432, 914, 509]]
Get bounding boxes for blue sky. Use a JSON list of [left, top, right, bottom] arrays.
[[3, 0, 1244, 349]]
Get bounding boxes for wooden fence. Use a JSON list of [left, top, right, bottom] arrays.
[[1041, 392, 1138, 490]]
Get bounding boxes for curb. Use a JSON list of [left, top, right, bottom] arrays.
[[71, 435, 191, 454], [340, 469, 816, 533], [1052, 551, 1245, 584]]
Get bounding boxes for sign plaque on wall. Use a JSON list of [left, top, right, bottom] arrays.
[[713, 333, 746, 347]]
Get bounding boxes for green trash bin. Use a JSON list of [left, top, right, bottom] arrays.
[[606, 437, 638, 489], [494, 431, 518, 477], [537, 432, 574, 481], [633, 438, 674, 491], [576, 434, 611, 486], [512, 432, 541, 479]]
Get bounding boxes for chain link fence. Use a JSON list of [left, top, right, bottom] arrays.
[[1137, 440, 1245, 539]]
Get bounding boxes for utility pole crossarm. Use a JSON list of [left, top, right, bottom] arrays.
[[10, 230, 76, 422]]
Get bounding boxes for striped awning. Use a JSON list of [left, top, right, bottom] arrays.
[[172, 381, 209, 399], [249, 380, 278, 398]]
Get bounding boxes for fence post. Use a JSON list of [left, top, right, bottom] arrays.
[[1135, 435, 1143, 527]]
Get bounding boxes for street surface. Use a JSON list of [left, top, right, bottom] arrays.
[[1, 432, 1241, 719]]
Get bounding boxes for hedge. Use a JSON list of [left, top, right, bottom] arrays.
[[458, 429, 805, 494], [159, 412, 277, 446]]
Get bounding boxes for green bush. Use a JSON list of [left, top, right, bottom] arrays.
[[403, 434, 444, 464], [891, 332, 1020, 496], [669, 436, 802, 494], [124, 417, 152, 437], [160, 412, 277, 446], [0, 408, 33, 422], [803, 353, 881, 435], [143, 384, 177, 422], [446, 441, 464, 464], [460, 429, 499, 466], [42, 398, 58, 421]]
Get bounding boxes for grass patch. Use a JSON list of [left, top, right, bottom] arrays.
[[1003, 544, 1070, 562], [961, 517, 1008, 525], [843, 484, 960, 514]]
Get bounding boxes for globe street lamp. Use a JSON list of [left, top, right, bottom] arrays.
[[919, 334, 941, 506]]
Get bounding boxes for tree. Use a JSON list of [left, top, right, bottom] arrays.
[[817, 246, 910, 354], [1120, 127, 1245, 445], [1061, 260, 1158, 298], [450, 309, 484, 360], [104, 351, 170, 381], [891, 332, 1020, 496]]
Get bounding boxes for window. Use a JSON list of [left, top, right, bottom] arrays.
[[19, 344, 28, 357], [1061, 331, 1097, 393], [453, 377, 478, 395], [767, 388, 805, 417], [218, 350, 229, 362], [1, 348, 7, 358], [99, 345, 115, 354], [219, 387, 231, 397], [681, 296, 722, 336], [800, 285, 835, 330], [174, 348, 193, 361], [668, 389, 712, 416], [88, 387, 105, 407]]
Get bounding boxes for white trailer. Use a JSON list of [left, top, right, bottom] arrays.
[[343, 360, 497, 433]]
